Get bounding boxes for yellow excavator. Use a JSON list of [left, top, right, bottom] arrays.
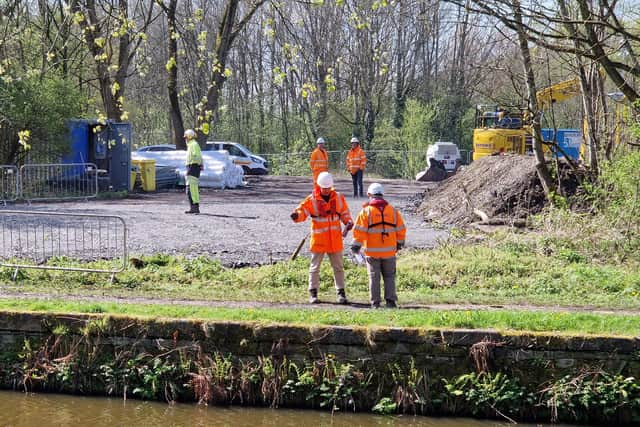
[[472, 77, 582, 161]]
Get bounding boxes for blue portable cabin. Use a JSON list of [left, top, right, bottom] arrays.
[[541, 128, 581, 160], [64, 119, 132, 191]]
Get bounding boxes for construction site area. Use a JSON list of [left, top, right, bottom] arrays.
[[1, 154, 558, 269], [9, 175, 441, 268]]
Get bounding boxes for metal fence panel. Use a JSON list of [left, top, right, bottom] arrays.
[[20, 163, 99, 202], [260, 150, 432, 179], [260, 152, 306, 176], [0, 165, 19, 204], [460, 149, 472, 165], [0, 210, 127, 276], [260, 148, 472, 179]]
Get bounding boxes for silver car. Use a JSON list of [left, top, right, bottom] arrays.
[[205, 141, 269, 175]]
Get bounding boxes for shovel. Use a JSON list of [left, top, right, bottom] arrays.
[[290, 232, 309, 261]]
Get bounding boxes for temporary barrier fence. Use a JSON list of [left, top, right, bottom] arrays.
[[0, 210, 127, 282], [19, 163, 99, 202], [0, 165, 19, 205], [260, 149, 472, 179]]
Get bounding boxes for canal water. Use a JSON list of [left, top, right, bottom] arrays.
[[0, 390, 577, 426]]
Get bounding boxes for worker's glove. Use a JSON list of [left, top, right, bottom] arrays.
[[396, 243, 404, 251], [351, 244, 361, 254], [345, 221, 354, 231], [290, 212, 299, 221]]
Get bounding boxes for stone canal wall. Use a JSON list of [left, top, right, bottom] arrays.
[[1, 311, 639, 424], [1, 312, 639, 379]]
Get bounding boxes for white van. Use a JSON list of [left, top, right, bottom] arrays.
[[426, 141, 461, 172], [205, 141, 269, 175]]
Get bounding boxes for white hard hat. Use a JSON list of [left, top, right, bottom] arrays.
[[316, 137, 326, 144], [367, 183, 384, 196], [350, 137, 359, 143], [184, 129, 196, 139], [316, 171, 334, 188]]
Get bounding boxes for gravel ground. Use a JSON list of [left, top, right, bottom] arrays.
[[4, 175, 447, 267]]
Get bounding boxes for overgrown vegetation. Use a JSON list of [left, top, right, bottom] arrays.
[[0, 74, 85, 164], [2, 324, 640, 425]]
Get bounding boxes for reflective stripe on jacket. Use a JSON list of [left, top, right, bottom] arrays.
[[309, 147, 329, 174], [186, 140, 203, 166], [293, 189, 352, 253], [353, 202, 406, 258], [346, 146, 366, 174]]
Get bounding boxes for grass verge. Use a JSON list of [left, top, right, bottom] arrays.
[[1, 229, 639, 309], [1, 298, 639, 337]]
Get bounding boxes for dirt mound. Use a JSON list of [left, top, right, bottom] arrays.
[[417, 155, 546, 225]]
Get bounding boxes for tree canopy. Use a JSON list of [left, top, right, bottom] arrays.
[[1, 0, 637, 179]]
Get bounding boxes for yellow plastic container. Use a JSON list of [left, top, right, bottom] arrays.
[[130, 165, 139, 191], [133, 159, 156, 191]]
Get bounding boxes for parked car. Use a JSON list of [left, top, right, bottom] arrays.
[[131, 146, 244, 189], [205, 141, 269, 175], [135, 144, 177, 152], [135, 142, 268, 175]]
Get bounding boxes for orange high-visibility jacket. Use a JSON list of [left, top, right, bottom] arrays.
[[346, 146, 366, 174], [309, 147, 329, 175], [293, 189, 352, 253], [353, 202, 406, 258]]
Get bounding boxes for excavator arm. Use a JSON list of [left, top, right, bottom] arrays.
[[536, 77, 582, 111]]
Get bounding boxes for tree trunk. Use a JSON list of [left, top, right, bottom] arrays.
[[512, 0, 554, 198], [195, 0, 266, 140], [364, 100, 375, 144], [352, 90, 362, 139], [162, 0, 185, 149], [558, 0, 599, 173], [392, 1, 406, 128], [70, 0, 153, 122]]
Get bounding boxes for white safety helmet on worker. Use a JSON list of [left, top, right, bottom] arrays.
[[316, 137, 326, 145], [350, 137, 359, 144], [316, 171, 334, 188], [184, 129, 196, 139], [367, 183, 384, 196]]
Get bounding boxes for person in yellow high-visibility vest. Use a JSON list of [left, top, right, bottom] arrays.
[[184, 129, 203, 214]]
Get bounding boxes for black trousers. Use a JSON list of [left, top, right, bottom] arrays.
[[351, 170, 364, 197]]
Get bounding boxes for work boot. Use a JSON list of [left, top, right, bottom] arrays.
[[371, 301, 381, 309], [336, 289, 348, 304], [309, 289, 319, 304], [385, 299, 397, 308], [185, 203, 197, 214], [193, 203, 200, 214]]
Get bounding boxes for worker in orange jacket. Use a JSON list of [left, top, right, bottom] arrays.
[[309, 137, 329, 191], [290, 172, 353, 304], [346, 136, 367, 198], [351, 183, 406, 308]]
